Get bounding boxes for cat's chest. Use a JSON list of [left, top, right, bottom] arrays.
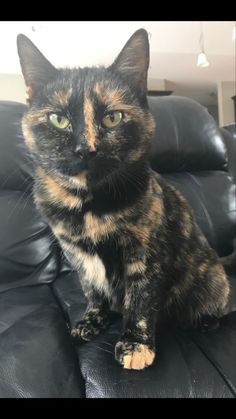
[[35, 180, 125, 297], [48, 207, 119, 252], [60, 236, 124, 311], [42, 198, 124, 289], [35, 183, 117, 240], [55, 221, 124, 302], [53, 218, 124, 276]]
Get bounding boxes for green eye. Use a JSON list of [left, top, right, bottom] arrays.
[[102, 111, 123, 129], [49, 113, 70, 130]]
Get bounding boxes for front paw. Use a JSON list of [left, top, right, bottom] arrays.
[[71, 311, 110, 342], [71, 319, 101, 342], [115, 339, 155, 370]]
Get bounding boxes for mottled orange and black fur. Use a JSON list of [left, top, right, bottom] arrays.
[[17, 29, 230, 370]]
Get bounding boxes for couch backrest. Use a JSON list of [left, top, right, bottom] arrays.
[[148, 96, 228, 173], [220, 127, 236, 180], [147, 96, 235, 256], [0, 101, 59, 292]]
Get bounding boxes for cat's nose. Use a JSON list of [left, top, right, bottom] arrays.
[[74, 144, 97, 159]]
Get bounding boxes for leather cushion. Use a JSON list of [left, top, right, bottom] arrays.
[[0, 101, 33, 192], [0, 188, 59, 291], [220, 127, 236, 180], [53, 270, 236, 398], [0, 284, 85, 398], [76, 314, 236, 398], [148, 96, 228, 173]]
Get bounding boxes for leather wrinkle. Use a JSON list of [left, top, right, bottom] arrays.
[[186, 332, 236, 397]]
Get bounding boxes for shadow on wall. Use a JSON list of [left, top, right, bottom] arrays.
[[206, 105, 219, 125]]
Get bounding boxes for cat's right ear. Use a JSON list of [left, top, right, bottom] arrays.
[[110, 29, 150, 92], [17, 34, 58, 100]]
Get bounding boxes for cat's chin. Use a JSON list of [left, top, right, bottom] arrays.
[[51, 154, 121, 190], [87, 155, 121, 184], [56, 162, 88, 177]]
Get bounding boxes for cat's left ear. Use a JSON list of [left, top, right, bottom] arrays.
[[17, 34, 58, 100], [111, 29, 150, 91]]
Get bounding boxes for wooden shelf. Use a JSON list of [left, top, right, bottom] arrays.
[[147, 90, 173, 96]]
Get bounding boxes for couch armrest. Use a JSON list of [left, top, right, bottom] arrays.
[[220, 127, 236, 180]]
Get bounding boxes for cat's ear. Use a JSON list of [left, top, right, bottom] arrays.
[[111, 29, 150, 91], [17, 34, 58, 100]]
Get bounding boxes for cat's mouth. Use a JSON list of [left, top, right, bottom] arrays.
[[58, 159, 88, 176], [57, 153, 121, 184], [88, 154, 122, 185]]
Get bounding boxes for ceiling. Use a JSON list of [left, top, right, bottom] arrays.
[[0, 21, 235, 105]]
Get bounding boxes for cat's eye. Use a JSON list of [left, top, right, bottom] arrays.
[[49, 113, 70, 130], [102, 111, 123, 129]]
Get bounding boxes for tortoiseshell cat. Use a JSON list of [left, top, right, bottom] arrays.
[[17, 29, 229, 370]]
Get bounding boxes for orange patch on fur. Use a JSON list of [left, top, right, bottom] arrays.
[[83, 212, 116, 242], [22, 107, 55, 150], [22, 117, 36, 150], [211, 263, 229, 302], [22, 106, 56, 148], [94, 82, 143, 115], [198, 262, 208, 275], [128, 147, 145, 162], [24, 108, 54, 125], [127, 261, 146, 276], [37, 169, 82, 210], [51, 88, 72, 107], [182, 211, 192, 238], [67, 171, 88, 190], [51, 221, 68, 237], [94, 82, 155, 138], [94, 82, 125, 107], [127, 224, 150, 246], [149, 197, 164, 223], [84, 96, 98, 152], [137, 319, 147, 330]]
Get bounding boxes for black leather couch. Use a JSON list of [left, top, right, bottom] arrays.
[[0, 96, 235, 398]]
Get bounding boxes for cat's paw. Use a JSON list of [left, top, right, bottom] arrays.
[[115, 340, 155, 370], [71, 320, 100, 342], [71, 312, 109, 343]]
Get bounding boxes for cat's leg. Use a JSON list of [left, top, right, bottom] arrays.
[[174, 259, 229, 332], [115, 262, 158, 370], [192, 261, 229, 333], [71, 288, 111, 343]]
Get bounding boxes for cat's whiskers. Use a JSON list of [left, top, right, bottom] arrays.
[[3, 182, 34, 225], [120, 171, 146, 194]]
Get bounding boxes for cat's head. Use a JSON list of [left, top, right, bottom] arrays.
[[17, 29, 155, 189]]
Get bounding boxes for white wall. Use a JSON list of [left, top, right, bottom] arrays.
[[0, 74, 26, 103], [0, 74, 169, 102], [148, 78, 167, 90], [217, 81, 236, 127]]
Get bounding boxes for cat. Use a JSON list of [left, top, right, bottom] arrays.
[[17, 29, 230, 370]]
